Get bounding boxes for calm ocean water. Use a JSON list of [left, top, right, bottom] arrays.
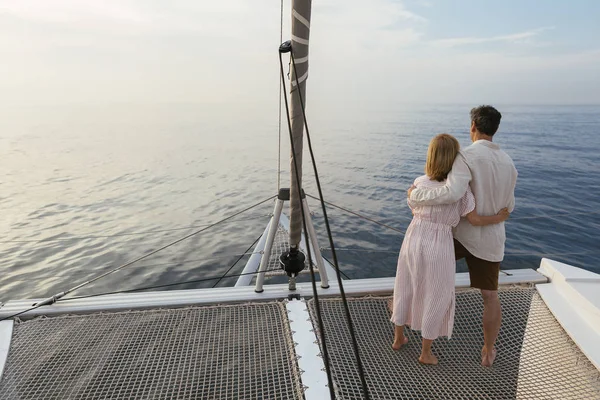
[[1, 103, 599, 302]]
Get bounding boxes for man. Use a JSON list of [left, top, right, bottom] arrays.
[[408, 105, 517, 367]]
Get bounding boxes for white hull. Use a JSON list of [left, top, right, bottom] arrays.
[[0, 268, 545, 319], [536, 258, 600, 370], [1, 259, 599, 399]]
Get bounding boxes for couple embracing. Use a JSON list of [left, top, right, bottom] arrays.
[[390, 105, 518, 366]]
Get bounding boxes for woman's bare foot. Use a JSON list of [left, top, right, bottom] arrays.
[[419, 351, 438, 365], [392, 336, 408, 350], [481, 347, 497, 367]]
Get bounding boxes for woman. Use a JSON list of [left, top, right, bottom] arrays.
[[390, 134, 509, 365]]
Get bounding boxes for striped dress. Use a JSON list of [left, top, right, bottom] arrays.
[[391, 175, 475, 340]]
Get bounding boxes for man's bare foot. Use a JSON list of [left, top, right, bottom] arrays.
[[392, 336, 408, 350], [481, 347, 497, 367], [419, 351, 438, 365]]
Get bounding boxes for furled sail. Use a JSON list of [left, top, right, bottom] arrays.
[[288, 0, 312, 247]]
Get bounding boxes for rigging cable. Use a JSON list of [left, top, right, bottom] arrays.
[[508, 209, 600, 220], [0, 214, 270, 244], [309, 194, 600, 233], [1, 255, 352, 307], [63, 270, 273, 301], [290, 49, 371, 399], [0, 195, 276, 322], [279, 47, 336, 400], [24, 251, 265, 283], [321, 254, 351, 280], [0, 269, 283, 318], [212, 232, 264, 288], [307, 193, 406, 233]]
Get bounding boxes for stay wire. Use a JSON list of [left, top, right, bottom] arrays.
[[44, 251, 264, 282], [0, 214, 270, 244], [5, 266, 356, 313], [62, 269, 269, 301], [291, 51, 371, 399], [4, 271, 259, 321], [60, 196, 276, 297], [509, 209, 600, 220], [321, 254, 351, 280], [0, 196, 276, 322], [279, 50, 336, 399], [307, 193, 406, 234], [212, 232, 263, 288]]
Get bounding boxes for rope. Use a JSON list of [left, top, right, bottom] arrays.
[[1, 270, 273, 314], [504, 250, 597, 257], [321, 247, 513, 276], [322, 247, 398, 254], [509, 209, 600, 220], [307, 193, 407, 233], [31, 244, 587, 286], [212, 232, 263, 288], [3, 187, 596, 248], [0, 196, 276, 321], [126, 251, 261, 269], [41, 251, 263, 282], [1, 255, 356, 319], [322, 246, 596, 278], [0, 214, 271, 244], [290, 52, 371, 400], [61, 270, 266, 300], [279, 50, 336, 400], [60, 196, 275, 295], [324, 247, 598, 257], [277, 0, 283, 191], [309, 194, 600, 237], [322, 254, 352, 280], [65, 257, 350, 300]]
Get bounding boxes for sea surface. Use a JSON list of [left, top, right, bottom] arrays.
[[1, 103, 599, 302]]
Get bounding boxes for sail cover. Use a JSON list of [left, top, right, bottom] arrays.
[[288, 0, 312, 247]]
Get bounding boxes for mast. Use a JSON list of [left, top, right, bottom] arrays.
[[254, 0, 329, 293], [288, 0, 311, 249]]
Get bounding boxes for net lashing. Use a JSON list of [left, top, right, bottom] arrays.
[[308, 286, 600, 399], [0, 302, 303, 400]]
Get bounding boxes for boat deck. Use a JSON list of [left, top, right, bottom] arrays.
[[0, 302, 303, 400], [1, 286, 599, 399], [310, 287, 600, 399]]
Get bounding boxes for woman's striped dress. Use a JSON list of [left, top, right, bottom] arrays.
[[391, 175, 475, 340]]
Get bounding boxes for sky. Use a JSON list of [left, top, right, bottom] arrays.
[[1, 0, 599, 110]]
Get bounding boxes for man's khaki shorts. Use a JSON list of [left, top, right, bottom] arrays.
[[454, 239, 500, 291]]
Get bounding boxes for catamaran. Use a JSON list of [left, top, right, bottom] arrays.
[[1, 1, 599, 398]]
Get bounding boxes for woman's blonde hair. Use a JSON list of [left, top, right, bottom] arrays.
[[425, 134, 460, 182]]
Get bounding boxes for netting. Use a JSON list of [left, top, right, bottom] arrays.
[[307, 286, 600, 399], [0, 302, 304, 400], [265, 226, 293, 276]]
